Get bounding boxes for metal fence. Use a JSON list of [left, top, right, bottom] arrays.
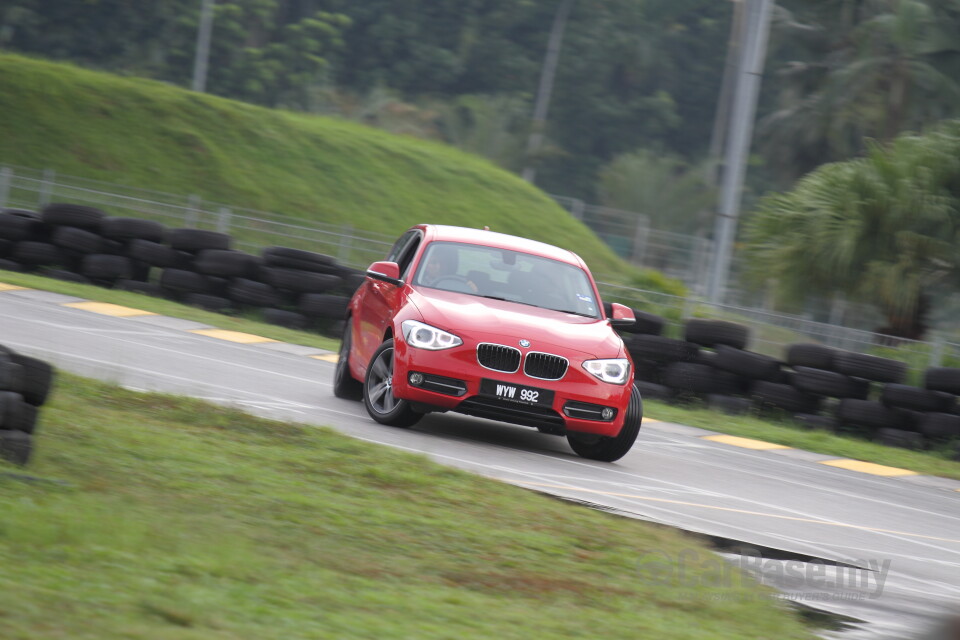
[[3, 164, 959, 374]]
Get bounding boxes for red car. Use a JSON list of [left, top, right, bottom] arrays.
[[333, 224, 643, 461]]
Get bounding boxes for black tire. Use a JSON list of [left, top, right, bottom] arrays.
[[751, 381, 821, 414], [114, 280, 165, 297], [100, 217, 166, 243], [11, 241, 64, 266], [51, 226, 103, 253], [127, 239, 182, 268], [633, 359, 664, 384], [924, 367, 960, 395], [567, 384, 642, 462], [260, 267, 342, 293], [618, 309, 666, 336], [624, 335, 700, 364], [182, 293, 233, 312], [80, 254, 134, 280], [875, 428, 925, 450], [261, 246, 335, 267], [168, 228, 232, 252], [363, 339, 422, 427], [300, 293, 350, 319], [5, 353, 54, 407], [712, 345, 782, 380], [41, 203, 105, 229], [833, 351, 906, 384], [683, 319, 749, 350], [0, 258, 23, 272], [262, 308, 309, 330], [194, 249, 259, 278], [0, 390, 24, 428], [3, 397, 36, 434], [838, 399, 908, 430], [791, 366, 870, 399], [0, 212, 42, 241], [159, 268, 213, 295], [784, 343, 837, 370], [0, 429, 32, 465], [632, 380, 672, 401], [881, 384, 956, 413], [918, 412, 960, 442], [793, 413, 840, 432], [663, 362, 745, 396], [42, 268, 91, 284], [333, 320, 363, 400], [227, 278, 281, 307], [706, 394, 752, 415], [0, 358, 24, 392]]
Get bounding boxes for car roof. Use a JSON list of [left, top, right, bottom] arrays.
[[416, 224, 586, 268]]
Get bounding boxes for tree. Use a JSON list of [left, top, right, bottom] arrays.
[[759, 0, 960, 185], [742, 121, 960, 339]]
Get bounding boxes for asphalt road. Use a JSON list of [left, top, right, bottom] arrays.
[[2, 286, 959, 639]]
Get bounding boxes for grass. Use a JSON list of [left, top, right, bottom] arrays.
[[648, 399, 960, 480], [0, 53, 636, 279], [0, 374, 817, 639], [4, 269, 959, 479]]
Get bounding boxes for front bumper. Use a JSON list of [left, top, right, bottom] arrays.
[[392, 340, 632, 437]]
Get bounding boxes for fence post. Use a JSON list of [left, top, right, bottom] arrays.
[[185, 194, 201, 228], [38, 168, 56, 208], [216, 207, 232, 234], [338, 225, 353, 264], [929, 335, 945, 369], [570, 198, 585, 221], [0, 166, 11, 208]]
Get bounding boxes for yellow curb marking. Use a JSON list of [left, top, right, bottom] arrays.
[[189, 329, 277, 344], [64, 301, 156, 317], [703, 434, 791, 450], [0, 283, 29, 291], [518, 481, 960, 544], [820, 459, 918, 477], [311, 354, 340, 363]]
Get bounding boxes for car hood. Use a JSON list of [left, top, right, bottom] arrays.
[[407, 288, 623, 359]]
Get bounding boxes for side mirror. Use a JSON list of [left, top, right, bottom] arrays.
[[366, 261, 403, 286], [608, 302, 636, 329]]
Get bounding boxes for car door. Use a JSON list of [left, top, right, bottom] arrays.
[[355, 230, 423, 373]]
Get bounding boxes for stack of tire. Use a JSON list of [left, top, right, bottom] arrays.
[[783, 343, 960, 450], [0, 345, 55, 466], [0, 204, 365, 335]]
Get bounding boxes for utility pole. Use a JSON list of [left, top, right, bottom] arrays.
[[521, 0, 575, 184], [706, 0, 773, 304], [192, 0, 215, 92]]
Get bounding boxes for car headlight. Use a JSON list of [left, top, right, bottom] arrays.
[[582, 358, 631, 385], [402, 320, 463, 350]]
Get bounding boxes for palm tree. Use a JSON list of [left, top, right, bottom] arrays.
[[759, 0, 960, 185], [742, 121, 960, 338]]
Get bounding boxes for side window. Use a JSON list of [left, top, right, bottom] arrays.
[[386, 231, 415, 262], [396, 236, 422, 278]]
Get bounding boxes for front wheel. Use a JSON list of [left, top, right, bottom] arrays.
[[567, 384, 642, 462], [363, 339, 422, 428]]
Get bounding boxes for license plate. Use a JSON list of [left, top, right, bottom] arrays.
[[480, 378, 554, 406]]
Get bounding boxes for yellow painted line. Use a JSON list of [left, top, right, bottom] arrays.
[[0, 282, 29, 291], [518, 482, 960, 544], [703, 434, 791, 450], [311, 354, 340, 363], [820, 459, 918, 477], [189, 328, 277, 344], [64, 301, 156, 317], [643, 418, 661, 424]]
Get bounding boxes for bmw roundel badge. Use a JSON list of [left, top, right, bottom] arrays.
[[519, 339, 531, 348]]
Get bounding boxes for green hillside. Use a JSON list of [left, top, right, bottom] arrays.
[[0, 54, 632, 277]]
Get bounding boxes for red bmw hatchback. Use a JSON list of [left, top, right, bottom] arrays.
[[333, 224, 643, 461]]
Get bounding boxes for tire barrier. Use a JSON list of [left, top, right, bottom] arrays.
[[0, 204, 366, 337], [0, 346, 55, 466], [620, 315, 960, 454]]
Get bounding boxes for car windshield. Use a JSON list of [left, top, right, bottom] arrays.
[[412, 241, 600, 319]]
